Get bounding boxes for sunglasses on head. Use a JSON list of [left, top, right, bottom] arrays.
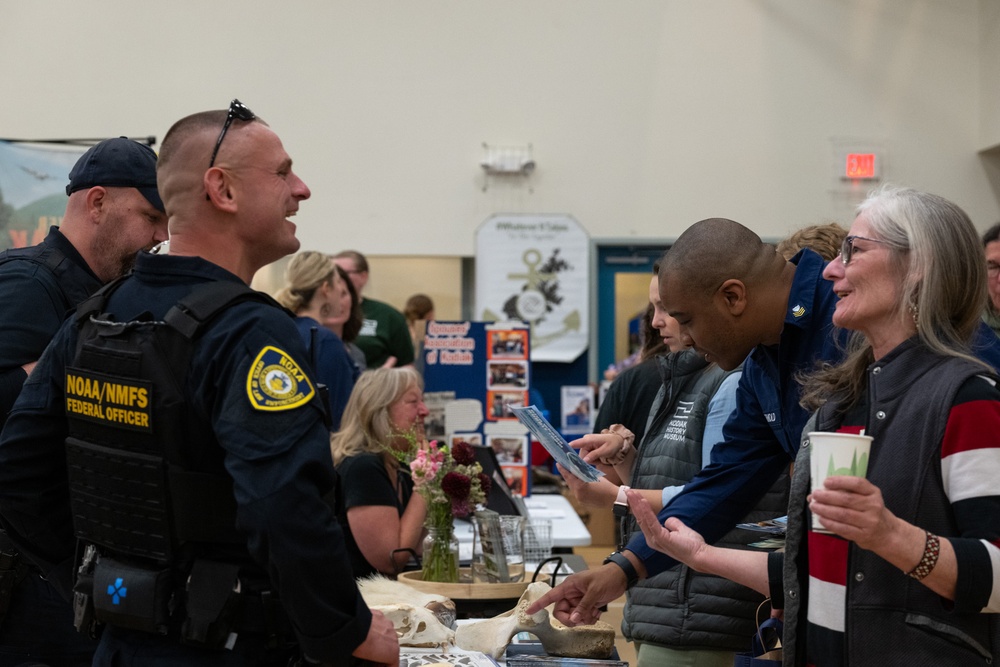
[[208, 99, 256, 168]]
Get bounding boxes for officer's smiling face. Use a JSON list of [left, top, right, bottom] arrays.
[[228, 123, 311, 264]]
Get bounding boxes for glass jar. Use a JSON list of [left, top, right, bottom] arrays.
[[421, 524, 460, 583], [471, 514, 525, 583]]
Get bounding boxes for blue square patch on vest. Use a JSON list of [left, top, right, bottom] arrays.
[[246, 345, 315, 411]]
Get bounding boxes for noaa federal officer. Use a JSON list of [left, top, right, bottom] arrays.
[[0, 102, 397, 666], [0, 136, 168, 666]]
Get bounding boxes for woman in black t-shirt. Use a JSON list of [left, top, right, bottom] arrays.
[[331, 367, 430, 577]]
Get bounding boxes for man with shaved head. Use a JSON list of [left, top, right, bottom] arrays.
[[0, 102, 397, 665], [530, 219, 840, 625], [657, 219, 800, 371]]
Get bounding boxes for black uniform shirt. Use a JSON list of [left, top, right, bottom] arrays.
[[0, 227, 101, 428]]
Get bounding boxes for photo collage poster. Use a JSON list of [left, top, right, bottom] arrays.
[[423, 321, 532, 495]]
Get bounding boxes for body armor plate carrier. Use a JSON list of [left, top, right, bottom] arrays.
[[65, 279, 283, 642]]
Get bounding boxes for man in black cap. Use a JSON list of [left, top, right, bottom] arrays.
[[0, 136, 167, 665], [0, 137, 167, 428]]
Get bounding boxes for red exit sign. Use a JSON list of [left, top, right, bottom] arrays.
[[845, 153, 878, 180]]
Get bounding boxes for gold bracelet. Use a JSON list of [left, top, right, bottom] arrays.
[[905, 531, 941, 581]]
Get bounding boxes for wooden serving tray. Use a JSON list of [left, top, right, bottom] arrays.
[[398, 569, 528, 600]]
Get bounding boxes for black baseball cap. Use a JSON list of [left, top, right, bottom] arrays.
[[66, 137, 164, 213]]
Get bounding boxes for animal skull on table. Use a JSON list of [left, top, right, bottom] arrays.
[[373, 603, 456, 650], [357, 574, 456, 649]]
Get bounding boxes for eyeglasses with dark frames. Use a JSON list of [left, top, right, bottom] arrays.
[[840, 235, 893, 265], [208, 99, 256, 168]]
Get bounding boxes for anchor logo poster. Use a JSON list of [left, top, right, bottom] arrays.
[[475, 214, 589, 363]]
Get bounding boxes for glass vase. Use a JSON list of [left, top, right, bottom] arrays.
[[422, 510, 460, 583]]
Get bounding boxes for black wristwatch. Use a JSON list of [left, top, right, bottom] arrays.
[[602, 551, 639, 589]]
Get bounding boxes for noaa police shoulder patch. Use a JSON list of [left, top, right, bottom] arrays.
[[246, 345, 315, 411]]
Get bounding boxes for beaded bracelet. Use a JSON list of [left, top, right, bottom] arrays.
[[905, 531, 941, 580]]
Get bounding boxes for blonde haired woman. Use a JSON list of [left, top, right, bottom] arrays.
[[275, 251, 358, 429], [331, 367, 429, 577]]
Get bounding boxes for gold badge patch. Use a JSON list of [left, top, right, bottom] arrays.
[[791, 304, 806, 318], [246, 345, 315, 411]]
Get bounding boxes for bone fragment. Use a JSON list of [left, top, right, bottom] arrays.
[[455, 582, 615, 660], [373, 603, 456, 649]]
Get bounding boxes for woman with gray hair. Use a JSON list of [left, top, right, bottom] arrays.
[[629, 185, 1000, 666], [331, 367, 430, 577]]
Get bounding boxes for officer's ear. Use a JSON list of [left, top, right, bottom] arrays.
[[84, 186, 110, 223], [204, 167, 238, 213]]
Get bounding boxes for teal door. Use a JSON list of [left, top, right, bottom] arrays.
[[596, 244, 669, 376]]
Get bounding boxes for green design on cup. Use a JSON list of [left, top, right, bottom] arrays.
[[826, 450, 869, 477]]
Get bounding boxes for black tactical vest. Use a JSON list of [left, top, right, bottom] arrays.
[[64, 280, 276, 568]]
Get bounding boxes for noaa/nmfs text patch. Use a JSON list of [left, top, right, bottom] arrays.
[[246, 346, 315, 411], [65, 367, 152, 433]]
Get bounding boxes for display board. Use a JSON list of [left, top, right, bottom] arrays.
[[422, 320, 532, 495], [474, 214, 589, 363]]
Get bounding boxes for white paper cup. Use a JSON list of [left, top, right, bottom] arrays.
[[808, 431, 873, 533]]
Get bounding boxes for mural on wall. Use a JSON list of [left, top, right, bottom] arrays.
[[0, 141, 86, 251], [475, 214, 589, 363]]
